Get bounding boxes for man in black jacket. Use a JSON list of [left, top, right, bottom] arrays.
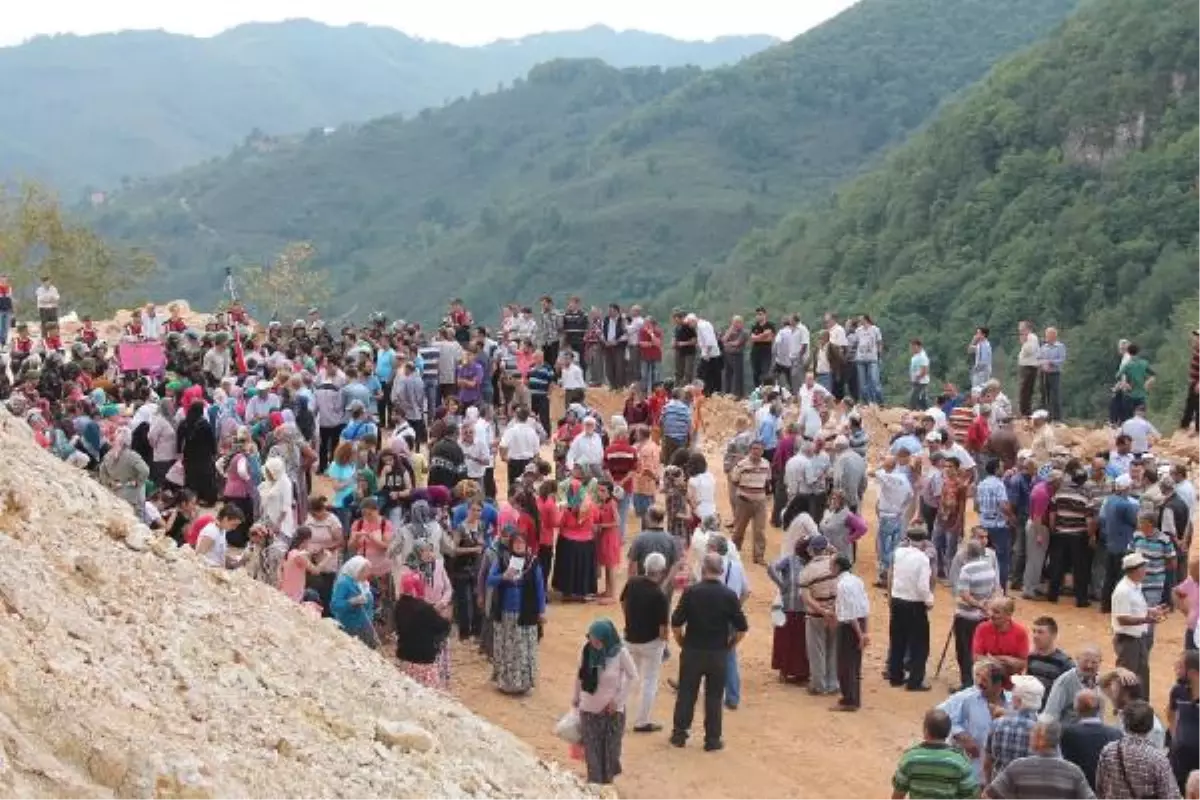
[[1059, 689, 1122, 791], [669, 552, 749, 752]]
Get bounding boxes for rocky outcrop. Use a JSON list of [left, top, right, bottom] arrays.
[[0, 409, 592, 799]]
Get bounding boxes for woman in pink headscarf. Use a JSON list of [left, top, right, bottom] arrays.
[[391, 570, 452, 689]]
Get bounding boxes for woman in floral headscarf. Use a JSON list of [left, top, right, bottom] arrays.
[[392, 570, 452, 689], [486, 527, 546, 695], [552, 479, 598, 601]]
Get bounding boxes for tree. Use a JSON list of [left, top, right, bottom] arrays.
[[240, 242, 330, 321], [0, 182, 155, 316]]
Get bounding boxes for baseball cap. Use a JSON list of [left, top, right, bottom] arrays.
[[808, 534, 830, 553], [1031, 409, 1049, 420], [1114, 474, 1133, 490]]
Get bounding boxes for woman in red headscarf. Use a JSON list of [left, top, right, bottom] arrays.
[[392, 570, 452, 689]]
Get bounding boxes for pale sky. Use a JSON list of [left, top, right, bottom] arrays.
[[1, 0, 858, 47]]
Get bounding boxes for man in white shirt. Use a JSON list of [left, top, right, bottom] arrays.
[[499, 406, 542, 486], [1119, 405, 1159, 454], [772, 320, 795, 384], [875, 455, 915, 585], [691, 313, 722, 396], [833, 554, 870, 710], [140, 303, 164, 340], [461, 422, 492, 486], [35, 275, 60, 327], [1110, 552, 1165, 695], [791, 315, 811, 394], [566, 416, 604, 476], [796, 372, 831, 418], [626, 305, 645, 390], [560, 352, 587, 404], [825, 312, 848, 350], [886, 527, 935, 691], [1017, 320, 1040, 418]]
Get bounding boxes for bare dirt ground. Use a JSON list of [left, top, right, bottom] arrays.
[[445, 389, 1188, 799]]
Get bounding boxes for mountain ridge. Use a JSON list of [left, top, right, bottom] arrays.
[[0, 20, 776, 191], [88, 0, 1082, 322]]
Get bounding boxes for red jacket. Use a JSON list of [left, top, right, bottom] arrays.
[[966, 416, 991, 453]]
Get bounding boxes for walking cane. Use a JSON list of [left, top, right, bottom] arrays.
[[933, 625, 954, 679]]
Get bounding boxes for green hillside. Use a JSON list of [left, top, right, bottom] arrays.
[[694, 0, 1198, 421], [89, 0, 1080, 320], [0, 21, 775, 192]]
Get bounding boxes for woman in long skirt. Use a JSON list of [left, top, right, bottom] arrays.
[[573, 618, 637, 785], [486, 530, 546, 694], [767, 537, 810, 683], [551, 480, 597, 600], [392, 571, 452, 689]]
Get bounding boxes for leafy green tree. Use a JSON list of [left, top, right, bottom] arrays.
[[241, 242, 330, 321], [0, 182, 155, 316]]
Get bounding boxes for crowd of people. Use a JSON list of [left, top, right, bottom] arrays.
[[1, 285, 1196, 795]]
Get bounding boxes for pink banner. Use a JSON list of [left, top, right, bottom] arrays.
[[117, 341, 166, 373]]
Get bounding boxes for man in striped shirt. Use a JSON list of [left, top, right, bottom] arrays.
[[525, 352, 556, 434], [1048, 472, 1095, 607], [892, 709, 979, 799], [659, 390, 693, 466], [954, 541, 999, 691], [799, 535, 841, 696], [418, 337, 441, 422], [730, 441, 772, 564], [975, 459, 1015, 588]]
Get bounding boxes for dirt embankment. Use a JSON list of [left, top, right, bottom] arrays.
[[0, 408, 593, 799]]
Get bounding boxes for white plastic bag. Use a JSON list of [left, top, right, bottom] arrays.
[[554, 708, 582, 744]]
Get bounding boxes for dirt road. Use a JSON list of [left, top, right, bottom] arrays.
[[444, 393, 1187, 798]]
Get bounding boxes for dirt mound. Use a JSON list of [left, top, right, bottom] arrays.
[[0, 409, 591, 799]]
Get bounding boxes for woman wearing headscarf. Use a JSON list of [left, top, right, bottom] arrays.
[[98, 427, 151, 516], [392, 571, 453, 689], [331, 555, 378, 649], [476, 522, 509, 663], [222, 428, 258, 548], [391, 498, 451, 569], [177, 398, 219, 505], [147, 398, 178, 488], [573, 618, 637, 785], [766, 535, 811, 685], [259, 455, 297, 540], [818, 489, 863, 562], [486, 527, 546, 695], [269, 421, 311, 519], [396, 538, 453, 685], [552, 479, 598, 601]]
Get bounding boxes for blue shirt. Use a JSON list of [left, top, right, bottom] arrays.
[[890, 434, 923, 457], [1005, 472, 1033, 519], [375, 348, 395, 382], [326, 462, 357, 508], [1039, 341, 1066, 372], [527, 364, 555, 396], [661, 401, 693, 444], [341, 381, 372, 411], [976, 476, 1009, 528], [1099, 495, 1138, 554], [939, 687, 1009, 781], [974, 339, 992, 370], [486, 561, 547, 614], [330, 573, 374, 632], [756, 414, 780, 450]]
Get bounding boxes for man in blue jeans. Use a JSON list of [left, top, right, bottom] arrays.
[[975, 458, 1015, 589], [874, 454, 915, 587]]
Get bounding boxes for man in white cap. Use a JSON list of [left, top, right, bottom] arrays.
[[245, 379, 279, 423], [1109, 551, 1167, 694]]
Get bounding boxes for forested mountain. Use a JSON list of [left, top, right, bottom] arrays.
[[692, 0, 1198, 421], [0, 20, 776, 191], [89, 0, 1080, 319]]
